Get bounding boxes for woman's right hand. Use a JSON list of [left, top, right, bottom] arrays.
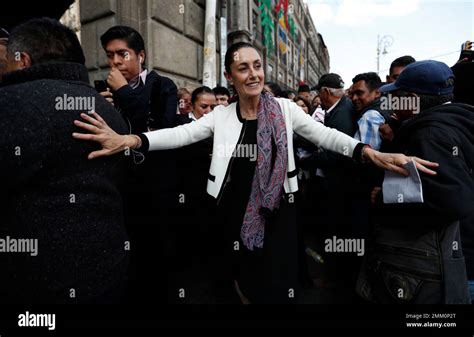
[[72, 111, 139, 159]]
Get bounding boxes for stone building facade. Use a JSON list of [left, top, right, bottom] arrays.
[[249, 0, 330, 90], [60, 0, 329, 90]]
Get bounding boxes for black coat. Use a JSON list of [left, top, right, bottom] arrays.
[[313, 95, 357, 171], [324, 95, 357, 136], [299, 96, 360, 231], [114, 71, 178, 303], [0, 62, 129, 303], [357, 103, 474, 303], [389, 103, 474, 225], [113, 70, 178, 133]]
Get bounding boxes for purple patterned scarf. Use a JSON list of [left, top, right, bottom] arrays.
[[240, 92, 288, 250]]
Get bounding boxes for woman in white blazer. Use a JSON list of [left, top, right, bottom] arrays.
[[73, 42, 438, 304]]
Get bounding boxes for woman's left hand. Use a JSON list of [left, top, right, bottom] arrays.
[[363, 147, 439, 176]]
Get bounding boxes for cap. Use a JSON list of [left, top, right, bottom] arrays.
[[380, 60, 455, 95], [312, 73, 345, 91]]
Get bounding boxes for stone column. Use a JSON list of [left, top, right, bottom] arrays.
[[227, 0, 251, 44], [80, 0, 223, 89], [80, 0, 118, 83]]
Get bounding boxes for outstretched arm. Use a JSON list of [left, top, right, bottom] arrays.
[[290, 103, 438, 176], [73, 110, 214, 159], [361, 146, 438, 176]]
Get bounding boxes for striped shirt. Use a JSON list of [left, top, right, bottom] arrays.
[[354, 109, 385, 150]]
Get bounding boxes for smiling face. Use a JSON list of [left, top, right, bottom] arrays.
[[349, 80, 380, 112], [105, 39, 144, 82], [224, 47, 264, 100]]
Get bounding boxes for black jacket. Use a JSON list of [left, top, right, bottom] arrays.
[[393, 103, 474, 223], [117, 71, 178, 303], [0, 62, 129, 303], [357, 103, 474, 303], [308, 95, 357, 173], [113, 70, 177, 133], [325, 95, 357, 136]]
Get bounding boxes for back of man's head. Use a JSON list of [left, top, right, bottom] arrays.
[[7, 17, 85, 66], [100, 26, 145, 55]]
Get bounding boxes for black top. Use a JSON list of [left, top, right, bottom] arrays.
[[218, 117, 264, 302], [227, 119, 258, 199], [304, 95, 358, 175], [324, 95, 357, 136], [219, 118, 258, 246], [217, 109, 300, 303]]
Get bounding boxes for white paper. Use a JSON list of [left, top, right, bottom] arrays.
[[382, 159, 424, 204]]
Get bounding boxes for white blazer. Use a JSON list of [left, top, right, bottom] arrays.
[[144, 98, 360, 201]]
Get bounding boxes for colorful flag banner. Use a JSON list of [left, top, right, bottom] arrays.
[[259, 0, 274, 54]]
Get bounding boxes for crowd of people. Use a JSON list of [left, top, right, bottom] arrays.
[[0, 17, 472, 305]]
